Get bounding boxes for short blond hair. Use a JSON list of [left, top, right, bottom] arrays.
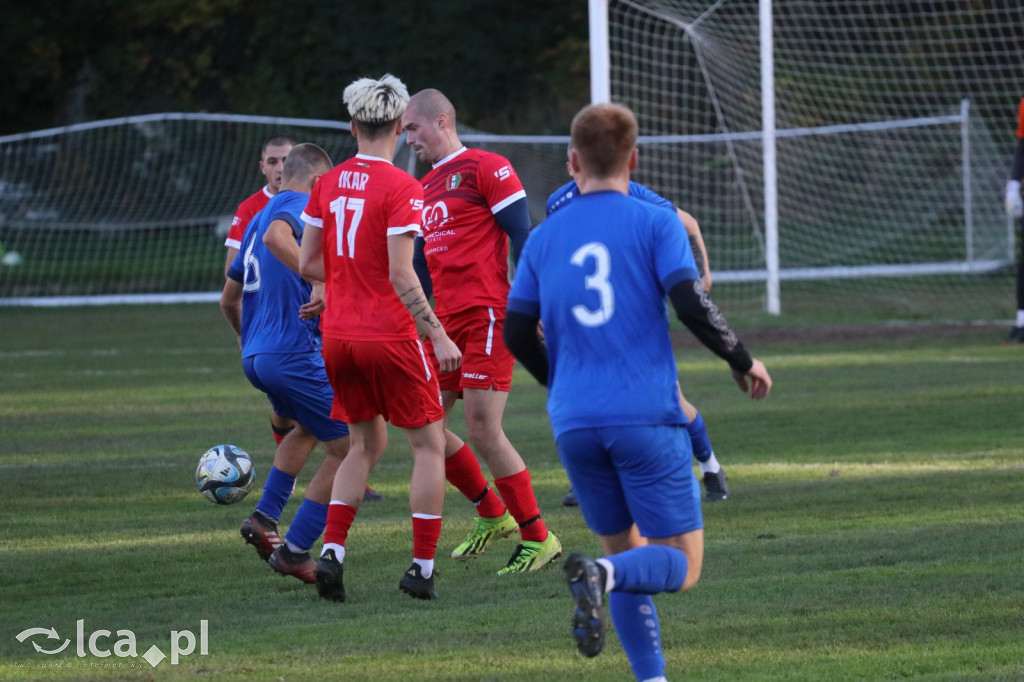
[[343, 74, 409, 138], [570, 103, 638, 179]]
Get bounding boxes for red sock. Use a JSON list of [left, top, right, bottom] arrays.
[[495, 470, 547, 543], [411, 514, 443, 560], [271, 422, 294, 446], [324, 502, 358, 548], [445, 444, 506, 518]]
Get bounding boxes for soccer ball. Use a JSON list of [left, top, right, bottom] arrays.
[[195, 444, 255, 505]]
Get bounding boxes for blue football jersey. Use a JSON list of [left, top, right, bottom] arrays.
[[545, 179, 676, 216], [227, 190, 321, 358], [508, 190, 700, 437]]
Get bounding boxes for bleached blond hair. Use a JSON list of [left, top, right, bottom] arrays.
[[343, 74, 410, 125]]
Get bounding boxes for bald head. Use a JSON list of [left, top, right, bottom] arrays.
[[407, 88, 456, 124], [403, 88, 462, 164]]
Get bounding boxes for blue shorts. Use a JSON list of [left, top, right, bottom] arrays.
[[556, 424, 702, 538], [242, 352, 349, 442]]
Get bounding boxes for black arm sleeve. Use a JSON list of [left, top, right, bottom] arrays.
[[494, 197, 532, 265], [668, 279, 753, 374], [413, 236, 433, 300], [1011, 138, 1024, 182], [503, 310, 549, 386]]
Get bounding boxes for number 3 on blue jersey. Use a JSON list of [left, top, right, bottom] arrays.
[[571, 242, 614, 326]]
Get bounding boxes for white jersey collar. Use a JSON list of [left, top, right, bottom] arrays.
[[432, 146, 468, 169], [355, 153, 393, 165]]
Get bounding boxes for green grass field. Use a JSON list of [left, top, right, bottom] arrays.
[[1, 304, 1022, 681]]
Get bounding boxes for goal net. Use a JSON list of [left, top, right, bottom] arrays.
[[602, 0, 1024, 321], [0, 114, 360, 304], [0, 114, 570, 306]]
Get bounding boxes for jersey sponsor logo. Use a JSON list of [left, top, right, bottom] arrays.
[[494, 165, 512, 181], [338, 170, 369, 191], [410, 198, 424, 211], [422, 201, 453, 231], [446, 173, 462, 191]]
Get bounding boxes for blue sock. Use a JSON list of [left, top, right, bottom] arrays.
[[284, 498, 328, 552], [255, 466, 295, 522], [687, 412, 713, 463], [610, 592, 665, 682], [606, 545, 688, 594]]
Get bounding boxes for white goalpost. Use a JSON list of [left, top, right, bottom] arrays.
[[589, 0, 1024, 320]]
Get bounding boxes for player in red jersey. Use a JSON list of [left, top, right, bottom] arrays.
[[224, 134, 295, 274], [224, 134, 299, 448], [299, 74, 461, 602], [402, 88, 562, 574], [1003, 96, 1024, 343], [224, 133, 383, 501]]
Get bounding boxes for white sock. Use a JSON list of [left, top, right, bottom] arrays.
[[1015, 310, 1024, 327], [285, 540, 305, 553], [413, 558, 435, 578], [321, 543, 345, 562], [699, 452, 721, 474], [641, 677, 668, 682], [595, 558, 615, 593]]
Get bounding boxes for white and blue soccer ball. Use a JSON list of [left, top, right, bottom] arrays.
[[195, 444, 255, 505]]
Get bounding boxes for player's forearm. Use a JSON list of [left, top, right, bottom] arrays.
[[678, 209, 710, 285], [668, 279, 753, 373], [391, 268, 446, 341], [219, 281, 243, 336], [503, 311, 548, 386], [298, 227, 325, 282], [264, 222, 300, 274], [412, 236, 434, 300], [1010, 138, 1024, 181], [494, 198, 531, 265], [223, 247, 239, 277]]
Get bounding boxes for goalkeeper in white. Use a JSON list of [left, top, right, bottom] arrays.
[[1004, 96, 1024, 343]]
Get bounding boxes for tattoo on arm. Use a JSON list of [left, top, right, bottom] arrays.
[[689, 235, 707, 279], [399, 286, 441, 330]]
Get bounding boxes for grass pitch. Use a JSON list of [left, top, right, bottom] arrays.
[[0, 304, 1022, 681]]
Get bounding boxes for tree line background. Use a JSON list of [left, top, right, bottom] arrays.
[[1, 0, 591, 137]]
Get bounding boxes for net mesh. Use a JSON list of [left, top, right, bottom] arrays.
[[608, 0, 1024, 319]]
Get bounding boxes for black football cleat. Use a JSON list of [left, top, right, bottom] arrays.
[[398, 563, 437, 600], [314, 549, 346, 602]]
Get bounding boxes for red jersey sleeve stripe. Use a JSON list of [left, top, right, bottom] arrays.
[[387, 224, 422, 236], [300, 211, 323, 229], [490, 190, 527, 214]]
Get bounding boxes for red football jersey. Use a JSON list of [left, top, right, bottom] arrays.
[[302, 154, 424, 341], [1016, 97, 1024, 139], [419, 147, 527, 317], [224, 186, 273, 249]]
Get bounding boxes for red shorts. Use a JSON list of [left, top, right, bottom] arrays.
[[424, 306, 515, 394], [322, 337, 444, 429]]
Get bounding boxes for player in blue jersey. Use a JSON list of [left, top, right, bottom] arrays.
[[547, 164, 728, 504], [220, 142, 352, 585], [504, 103, 772, 681]]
